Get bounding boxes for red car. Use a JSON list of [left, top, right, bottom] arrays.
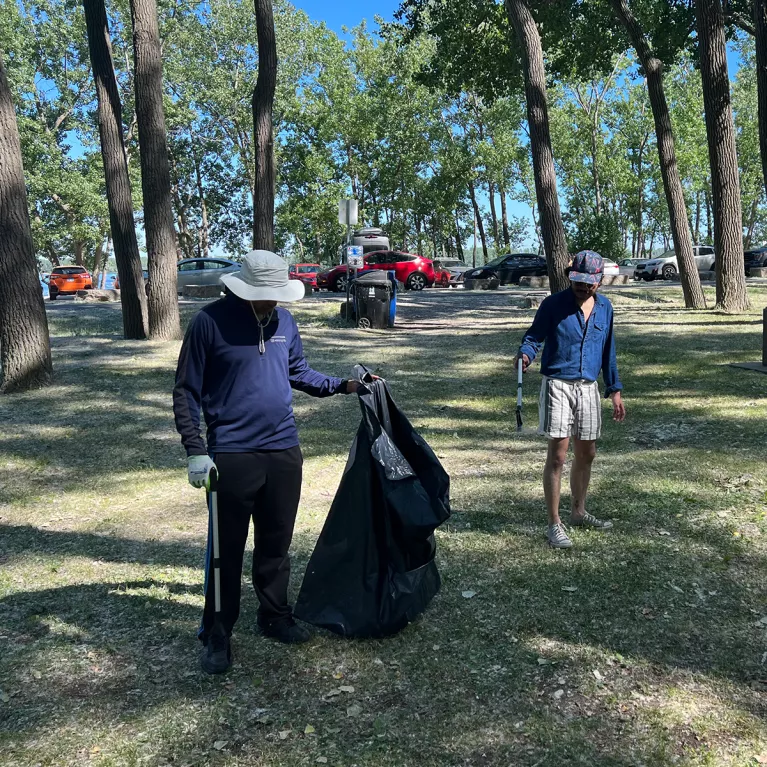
[[289, 262, 321, 291], [432, 260, 452, 288], [316, 251, 436, 292]]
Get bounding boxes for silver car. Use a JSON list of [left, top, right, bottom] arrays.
[[177, 258, 241, 294], [436, 257, 471, 285], [634, 246, 715, 281]]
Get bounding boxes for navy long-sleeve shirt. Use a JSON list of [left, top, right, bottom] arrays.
[[518, 289, 622, 397], [173, 297, 345, 456]]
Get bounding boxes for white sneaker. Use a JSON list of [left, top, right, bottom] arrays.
[[548, 523, 573, 548]]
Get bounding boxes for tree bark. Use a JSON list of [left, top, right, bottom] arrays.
[[191, 140, 210, 258], [488, 180, 500, 247], [83, 0, 148, 338], [696, 0, 749, 311], [0, 50, 53, 393], [454, 215, 464, 259], [251, 0, 277, 250], [755, 0, 767, 198], [504, 0, 569, 292], [610, 0, 706, 309], [694, 191, 701, 243], [130, 0, 181, 340], [499, 184, 511, 248], [468, 182, 488, 261], [745, 195, 759, 249]]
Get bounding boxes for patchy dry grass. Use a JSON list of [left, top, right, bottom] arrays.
[[1, 286, 767, 766]]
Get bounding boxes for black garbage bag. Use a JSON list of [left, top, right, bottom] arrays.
[[294, 366, 451, 638]]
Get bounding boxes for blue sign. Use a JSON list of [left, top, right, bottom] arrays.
[[347, 246, 363, 257]]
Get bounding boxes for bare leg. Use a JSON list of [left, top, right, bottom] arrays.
[[570, 438, 596, 521], [543, 438, 569, 525]]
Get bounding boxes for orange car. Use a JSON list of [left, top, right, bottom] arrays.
[[48, 266, 93, 300]]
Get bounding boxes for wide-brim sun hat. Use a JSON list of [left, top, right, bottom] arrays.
[[220, 249, 305, 302], [568, 249, 604, 285]]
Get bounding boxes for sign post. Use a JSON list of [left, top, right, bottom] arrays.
[[338, 199, 359, 265], [345, 245, 364, 324]]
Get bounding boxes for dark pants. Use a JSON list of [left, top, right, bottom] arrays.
[[199, 447, 303, 642]]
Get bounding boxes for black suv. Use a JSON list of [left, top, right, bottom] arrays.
[[463, 253, 547, 285], [744, 246, 767, 276]]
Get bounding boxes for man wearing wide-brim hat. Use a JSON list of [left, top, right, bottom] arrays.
[[173, 249, 362, 674]]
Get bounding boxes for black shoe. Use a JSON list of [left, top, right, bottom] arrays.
[[259, 616, 310, 644], [200, 630, 232, 674]]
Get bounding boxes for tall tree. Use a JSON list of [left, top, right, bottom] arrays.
[[755, 0, 767, 197], [609, 0, 705, 309], [83, 0, 148, 337], [695, 0, 749, 310], [0, 50, 53, 392], [252, 0, 277, 250], [504, 0, 569, 292], [130, 0, 181, 339]]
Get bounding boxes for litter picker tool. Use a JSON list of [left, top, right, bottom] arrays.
[[516, 357, 523, 432], [207, 468, 227, 643]]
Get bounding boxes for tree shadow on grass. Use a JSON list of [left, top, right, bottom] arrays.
[[1, 515, 765, 765]]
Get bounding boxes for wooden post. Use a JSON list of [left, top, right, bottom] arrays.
[[763, 308, 767, 366]]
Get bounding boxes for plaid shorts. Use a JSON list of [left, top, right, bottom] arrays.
[[538, 377, 602, 441]]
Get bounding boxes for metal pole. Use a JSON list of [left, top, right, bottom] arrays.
[[345, 225, 351, 323]]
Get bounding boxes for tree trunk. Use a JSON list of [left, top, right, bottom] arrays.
[[745, 195, 759, 249], [694, 191, 701, 243], [488, 180, 500, 248], [416, 214, 423, 255], [610, 0, 706, 309], [0, 50, 53, 393], [455, 215, 464, 259], [130, 0, 181, 340], [696, 0, 749, 311], [92, 238, 105, 287], [755, 0, 767, 197], [83, 0, 148, 338], [499, 184, 511, 248], [468, 182, 488, 260], [251, 0, 277, 250], [589, 110, 602, 216], [192, 149, 208, 260], [504, 0, 569, 292]]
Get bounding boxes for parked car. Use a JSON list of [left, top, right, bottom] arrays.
[[463, 253, 547, 285], [744, 245, 767, 276], [618, 258, 647, 267], [431, 260, 452, 287], [289, 263, 321, 291], [114, 270, 150, 294], [39, 276, 49, 299], [176, 257, 241, 294], [48, 266, 93, 300], [317, 251, 436, 292], [434, 257, 471, 285], [602, 258, 620, 277], [634, 245, 716, 281]]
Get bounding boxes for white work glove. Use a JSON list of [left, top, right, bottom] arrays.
[[187, 455, 217, 489]]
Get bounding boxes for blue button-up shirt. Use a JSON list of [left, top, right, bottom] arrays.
[[518, 289, 622, 397]]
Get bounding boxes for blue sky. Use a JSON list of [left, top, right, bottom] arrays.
[[292, 0, 401, 34]]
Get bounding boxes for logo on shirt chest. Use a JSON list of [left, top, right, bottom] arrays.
[[269, 335, 287, 344]]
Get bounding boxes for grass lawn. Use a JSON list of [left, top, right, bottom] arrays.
[[1, 286, 766, 766]]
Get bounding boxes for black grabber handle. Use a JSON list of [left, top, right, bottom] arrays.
[[516, 358, 523, 432]]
